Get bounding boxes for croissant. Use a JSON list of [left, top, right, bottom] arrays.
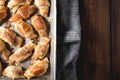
[[0, 27, 16, 46], [0, 27, 23, 47], [3, 65, 24, 79], [1, 49, 10, 61], [32, 37, 51, 60], [8, 13, 23, 22], [9, 42, 36, 64], [8, 0, 32, 14], [35, 0, 50, 17], [31, 14, 47, 37], [0, 0, 6, 6], [0, 6, 7, 22], [18, 5, 36, 19], [24, 57, 49, 79], [9, 5, 36, 22], [16, 20, 37, 39], [0, 39, 10, 61]]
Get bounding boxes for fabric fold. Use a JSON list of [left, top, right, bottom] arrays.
[[57, 0, 81, 80]]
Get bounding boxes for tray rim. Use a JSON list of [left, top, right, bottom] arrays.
[[49, 0, 57, 80]]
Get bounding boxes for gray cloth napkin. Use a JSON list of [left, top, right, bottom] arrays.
[[57, 0, 81, 80]]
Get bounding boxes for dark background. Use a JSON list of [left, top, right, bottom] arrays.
[[76, 0, 120, 80]]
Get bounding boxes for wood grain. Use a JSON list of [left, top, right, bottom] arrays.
[[77, 0, 110, 80], [111, 0, 120, 80]]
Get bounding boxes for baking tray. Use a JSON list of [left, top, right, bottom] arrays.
[[0, 0, 56, 80]]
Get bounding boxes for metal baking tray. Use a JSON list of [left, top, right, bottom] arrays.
[[0, 0, 56, 80]]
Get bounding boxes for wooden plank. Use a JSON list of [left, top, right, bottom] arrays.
[[77, 0, 110, 80], [111, 0, 120, 80]]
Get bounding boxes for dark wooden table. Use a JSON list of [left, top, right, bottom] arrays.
[[76, 0, 120, 80]]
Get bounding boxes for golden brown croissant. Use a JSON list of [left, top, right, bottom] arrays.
[[8, 0, 32, 14], [0, 6, 7, 22], [0, 0, 6, 6], [32, 37, 51, 60], [9, 42, 36, 64], [0, 27, 16, 46], [1, 49, 10, 61], [31, 14, 47, 37], [18, 5, 36, 19], [0, 39, 10, 61], [35, 0, 50, 17], [16, 20, 37, 39], [24, 57, 49, 79], [3, 65, 24, 79], [9, 5, 36, 22], [0, 27, 23, 47], [9, 13, 23, 22]]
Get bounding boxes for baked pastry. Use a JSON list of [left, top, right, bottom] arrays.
[[32, 37, 51, 60], [0, 27, 16, 46], [0, 0, 6, 6], [0, 62, 2, 75], [8, 13, 23, 22], [0, 6, 7, 22], [9, 5, 36, 22], [35, 0, 50, 17], [0, 27, 23, 47], [3, 65, 24, 79], [18, 5, 36, 19], [9, 42, 36, 64], [31, 14, 47, 37], [0, 39, 10, 61], [16, 20, 37, 39], [1, 49, 10, 61], [8, 0, 32, 14], [24, 57, 49, 79]]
